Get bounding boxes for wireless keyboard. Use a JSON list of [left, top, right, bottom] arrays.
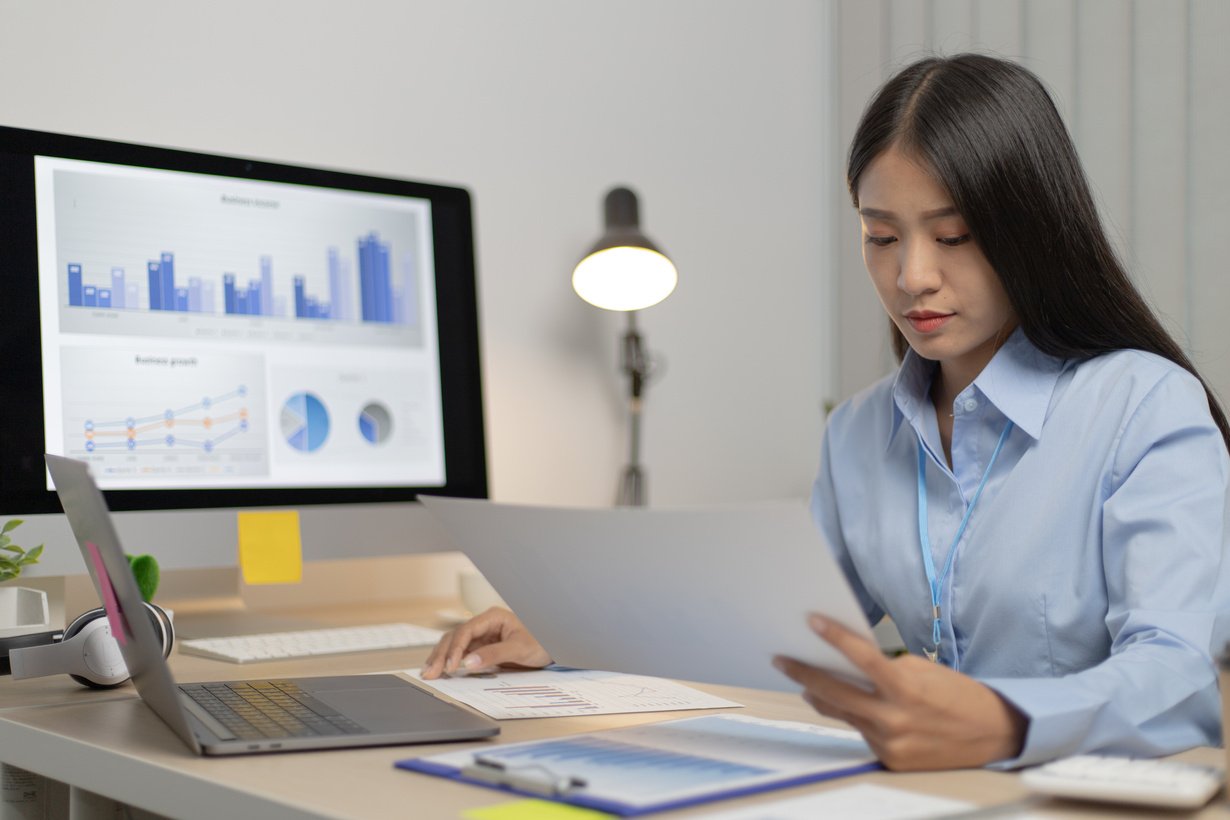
[[179, 622, 445, 664], [1022, 754, 1223, 809]]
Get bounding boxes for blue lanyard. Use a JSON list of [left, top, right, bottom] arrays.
[[916, 420, 1014, 662]]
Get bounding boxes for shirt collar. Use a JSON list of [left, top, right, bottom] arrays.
[[888, 328, 1064, 447]]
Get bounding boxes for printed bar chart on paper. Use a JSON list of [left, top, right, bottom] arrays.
[[409, 667, 741, 719]]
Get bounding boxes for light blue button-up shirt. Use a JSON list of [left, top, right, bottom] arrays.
[[811, 329, 1230, 766]]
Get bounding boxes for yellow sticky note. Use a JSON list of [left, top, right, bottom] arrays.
[[462, 800, 612, 820], [237, 510, 303, 585]]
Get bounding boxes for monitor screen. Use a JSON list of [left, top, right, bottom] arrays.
[[0, 125, 486, 513]]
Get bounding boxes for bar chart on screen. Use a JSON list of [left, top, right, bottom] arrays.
[[47, 158, 429, 347], [410, 667, 741, 719]]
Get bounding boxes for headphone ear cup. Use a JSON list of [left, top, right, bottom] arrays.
[[62, 606, 106, 640], [146, 602, 174, 659], [63, 603, 173, 688], [64, 611, 127, 689]]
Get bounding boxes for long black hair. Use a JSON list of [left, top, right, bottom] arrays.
[[847, 53, 1230, 451]]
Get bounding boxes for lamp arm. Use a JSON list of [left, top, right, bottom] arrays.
[[621, 312, 648, 399], [617, 311, 649, 506]]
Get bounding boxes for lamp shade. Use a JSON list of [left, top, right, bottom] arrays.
[[572, 187, 677, 312]]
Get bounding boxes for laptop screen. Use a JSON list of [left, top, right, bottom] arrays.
[[45, 453, 203, 752]]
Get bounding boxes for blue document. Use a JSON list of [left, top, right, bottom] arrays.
[[396, 714, 880, 816]]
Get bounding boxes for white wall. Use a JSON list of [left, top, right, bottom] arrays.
[[832, 0, 1230, 402], [0, 1, 834, 512]]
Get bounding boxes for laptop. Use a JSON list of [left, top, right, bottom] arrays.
[[46, 454, 498, 755], [419, 495, 877, 691]]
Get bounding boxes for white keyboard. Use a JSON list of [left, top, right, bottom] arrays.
[[1022, 754, 1223, 809], [178, 622, 445, 664]]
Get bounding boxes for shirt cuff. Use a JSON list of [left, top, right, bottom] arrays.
[[978, 677, 1104, 769]]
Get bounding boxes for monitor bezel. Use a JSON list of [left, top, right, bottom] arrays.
[[0, 124, 487, 513]]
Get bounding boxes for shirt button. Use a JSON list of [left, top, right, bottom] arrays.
[[962, 399, 978, 412]]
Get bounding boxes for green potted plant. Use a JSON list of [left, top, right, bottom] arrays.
[[0, 520, 49, 636], [0, 519, 42, 583], [126, 553, 161, 602]]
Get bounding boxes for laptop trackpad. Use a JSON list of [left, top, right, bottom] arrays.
[[315, 687, 465, 728]]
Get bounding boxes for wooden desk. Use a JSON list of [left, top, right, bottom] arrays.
[[0, 598, 1224, 819]]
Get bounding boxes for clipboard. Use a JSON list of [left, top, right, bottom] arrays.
[[395, 714, 881, 817]]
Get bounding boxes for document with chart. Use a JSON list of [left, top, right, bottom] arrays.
[[407, 666, 741, 719], [397, 713, 879, 816]]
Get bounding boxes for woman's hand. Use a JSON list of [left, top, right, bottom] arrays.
[[773, 615, 1028, 771], [421, 607, 551, 679]]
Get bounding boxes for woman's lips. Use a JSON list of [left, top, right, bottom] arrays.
[[905, 312, 954, 333]]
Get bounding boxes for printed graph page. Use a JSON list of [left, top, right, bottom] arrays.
[[407, 666, 741, 719]]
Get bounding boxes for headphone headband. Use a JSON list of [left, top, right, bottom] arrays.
[[4, 603, 173, 688]]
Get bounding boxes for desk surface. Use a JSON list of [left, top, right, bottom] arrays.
[[0, 597, 1224, 819]]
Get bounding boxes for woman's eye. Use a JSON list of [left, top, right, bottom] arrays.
[[865, 234, 896, 247], [937, 234, 972, 247]]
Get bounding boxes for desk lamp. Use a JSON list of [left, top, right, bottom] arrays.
[[572, 186, 677, 506]]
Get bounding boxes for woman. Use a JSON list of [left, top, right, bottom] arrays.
[[424, 54, 1230, 771]]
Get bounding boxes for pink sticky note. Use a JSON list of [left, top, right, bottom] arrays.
[[85, 541, 128, 646]]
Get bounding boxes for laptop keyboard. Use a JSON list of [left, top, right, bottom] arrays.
[[179, 680, 369, 740]]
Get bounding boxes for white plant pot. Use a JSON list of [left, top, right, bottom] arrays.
[[0, 586, 51, 638]]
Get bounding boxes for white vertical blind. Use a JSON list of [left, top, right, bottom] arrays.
[[1189, 0, 1230, 397], [836, 1, 893, 395], [1133, 0, 1188, 342], [832, 0, 1230, 410]]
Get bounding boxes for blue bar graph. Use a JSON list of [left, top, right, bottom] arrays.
[[147, 261, 162, 311], [188, 277, 202, 313], [65, 230, 414, 325], [68, 264, 84, 306], [160, 252, 175, 310], [110, 268, 126, 309], [223, 274, 237, 314], [259, 255, 273, 316]]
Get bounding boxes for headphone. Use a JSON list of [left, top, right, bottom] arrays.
[[1, 602, 174, 689]]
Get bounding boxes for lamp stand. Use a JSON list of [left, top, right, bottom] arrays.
[[617, 311, 648, 506]]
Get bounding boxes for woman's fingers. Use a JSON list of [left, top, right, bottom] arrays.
[[422, 607, 550, 678]]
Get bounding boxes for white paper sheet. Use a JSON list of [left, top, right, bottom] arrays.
[[408, 666, 741, 718], [700, 782, 975, 819]]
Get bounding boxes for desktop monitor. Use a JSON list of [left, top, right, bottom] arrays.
[[0, 125, 486, 535]]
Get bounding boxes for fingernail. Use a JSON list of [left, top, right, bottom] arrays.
[[809, 613, 830, 633], [462, 653, 482, 671], [772, 656, 786, 672]]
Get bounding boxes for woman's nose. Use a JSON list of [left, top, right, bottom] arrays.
[[897, 240, 942, 295]]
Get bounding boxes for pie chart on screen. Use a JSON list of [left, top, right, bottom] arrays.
[[281, 392, 330, 452], [358, 402, 393, 445]]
